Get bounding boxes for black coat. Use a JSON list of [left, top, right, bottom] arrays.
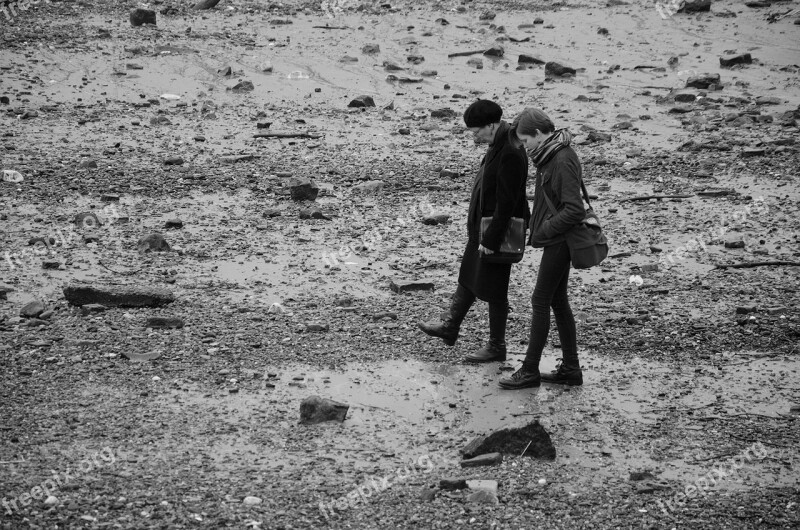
[[458, 122, 530, 303]]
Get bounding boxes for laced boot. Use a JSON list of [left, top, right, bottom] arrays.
[[418, 285, 475, 346]]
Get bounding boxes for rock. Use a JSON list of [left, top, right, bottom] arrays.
[[598, 27, 609, 35], [299, 396, 349, 424], [725, 236, 746, 249], [194, 0, 222, 9], [630, 471, 657, 481], [44, 496, 58, 506], [679, 0, 712, 12], [79, 160, 97, 169], [586, 130, 612, 143], [145, 316, 184, 329], [479, 11, 496, 20], [461, 453, 503, 468], [74, 212, 102, 228], [101, 193, 120, 202], [674, 92, 697, 103], [137, 233, 170, 252], [305, 322, 329, 332], [545, 61, 576, 77], [164, 219, 183, 229], [163, 157, 184, 166], [389, 280, 435, 294], [230, 81, 254, 92], [288, 177, 319, 201], [745, 0, 771, 6], [299, 208, 327, 220], [348, 95, 375, 108], [263, 208, 282, 218], [755, 96, 781, 105], [352, 180, 385, 193], [419, 488, 438, 501], [518, 54, 546, 65], [686, 73, 720, 89], [20, 301, 45, 318], [742, 147, 766, 157], [242, 496, 262, 505], [382, 61, 405, 71], [466, 58, 483, 69], [736, 305, 758, 315], [399, 127, 411, 135], [483, 46, 504, 57], [641, 264, 659, 273], [80, 304, 107, 316], [462, 421, 556, 460], [720, 53, 752, 67], [422, 213, 450, 225], [339, 55, 359, 63], [122, 350, 162, 362], [431, 108, 459, 119], [466, 489, 499, 505], [63, 284, 175, 308], [440, 169, 460, 178], [362, 44, 380, 54], [0, 284, 14, 300], [42, 260, 62, 270], [130, 8, 156, 27], [466, 480, 498, 495], [407, 55, 425, 64], [420, 70, 438, 77], [439, 478, 469, 490]]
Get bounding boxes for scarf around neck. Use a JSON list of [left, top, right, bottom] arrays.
[[529, 128, 572, 167]]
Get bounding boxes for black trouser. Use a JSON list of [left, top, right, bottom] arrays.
[[522, 241, 578, 369]]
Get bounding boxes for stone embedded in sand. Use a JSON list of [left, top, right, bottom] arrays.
[[545, 61, 576, 78], [467, 489, 499, 505], [439, 478, 468, 490], [422, 213, 450, 226], [137, 233, 170, 252], [101, 193, 120, 202], [720, 53, 752, 67], [483, 46, 504, 58], [194, 0, 222, 9], [430, 108, 458, 119], [389, 280, 435, 294], [755, 96, 781, 105], [145, 316, 184, 329], [352, 180, 384, 194], [467, 480, 498, 495], [466, 58, 483, 69], [440, 169, 459, 178], [0, 284, 14, 300], [348, 95, 376, 108], [299, 207, 326, 220], [586, 130, 612, 143], [164, 219, 183, 229], [80, 304, 106, 316], [685, 73, 720, 89], [679, 0, 712, 13], [362, 43, 380, 54], [518, 54, 546, 65], [42, 260, 62, 269], [419, 488, 438, 501], [163, 157, 184, 166], [130, 8, 157, 27], [288, 177, 319, 201], [20, 301, 45, 319], [299, 396, 349, 424], [305, 322, 329, 332], [79, 160, 97, 169], [242, 496, 262, 505], [230, 80, 254, 92], [407, 55, 425, 64], [742, 147, 766, 157], [461, 453, 503, 468], [462, 420, 557, 460], [64, 284, 175, 308], [673, 92, 697, 103], [479, 11, 496, 20]]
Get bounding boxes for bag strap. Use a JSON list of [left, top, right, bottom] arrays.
[[541, 176, 592, 214]]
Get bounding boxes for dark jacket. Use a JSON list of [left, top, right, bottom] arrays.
[[466, 122, 531, 251], [529, 146, 585, 248]]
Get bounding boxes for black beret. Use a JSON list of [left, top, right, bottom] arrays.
[[463, 99, 502, 128]]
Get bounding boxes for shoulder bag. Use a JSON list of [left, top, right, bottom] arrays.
[[542, 181, 609, 269]]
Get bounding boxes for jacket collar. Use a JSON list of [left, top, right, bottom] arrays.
[[484, 121, 510, 166]]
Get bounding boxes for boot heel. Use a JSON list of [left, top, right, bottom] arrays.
[[442, 337, 456, 346]]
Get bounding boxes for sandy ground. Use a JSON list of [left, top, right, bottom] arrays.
[[1, 0, 799, 528]]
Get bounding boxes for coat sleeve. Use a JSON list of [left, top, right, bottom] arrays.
[[480, 152, 526, 251], [536, 153, 585, 240]]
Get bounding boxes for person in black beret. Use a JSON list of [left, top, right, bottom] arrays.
[[418, 99, 530, 363]]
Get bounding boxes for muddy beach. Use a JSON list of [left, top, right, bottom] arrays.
[[1, 0, 799, 528]]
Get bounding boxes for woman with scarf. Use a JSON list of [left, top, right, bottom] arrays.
[[499, 108, 586, 389], [418, 99, 530, 363]]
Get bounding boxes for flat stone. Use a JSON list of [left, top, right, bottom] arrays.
[[20, 301, 45, 318], [466, 489, 499, 505], [145, 316, 184, 329], [440, 169, 460, 178], [742, 147, 766, 157], [390, 280, 435, 294], [163, 156, 184, 166], [137, 233, 170, 252], [42, 260, 62, 269], [736, 305, 758, 315], [439, 477, 469, 490], [545, 61, 576, 77], [352, 180, 385, 193], [466, 480, 499, 495], [64, 284, 175, 308], [679, 0, 711, 13], [305, 322, 329, 332], [461, 453, 503, 468], [80, 304, 107, 316], [419, 488, 438, 501], [101, 193, 120, 202], [686, 73, 720, 89], [164, 219, 183, 229], [299, 396, 349, 424], [483, 46, 504, 57], [288, 177, 319, 201], [431, 108, 459, 119], [462, 420, 556, 460], [299, 208, 327, 220], [422, 214, 450, 225], [348, 95, 375, 108], [518, 54, 546, 65], [720, 53, 752, 67], [466, 58, 484, 69]]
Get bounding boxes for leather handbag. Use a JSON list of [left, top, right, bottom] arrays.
[[542, 181, 608, 269], [479, 216, 526, 264]]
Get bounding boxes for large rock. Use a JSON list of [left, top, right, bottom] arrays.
[[130, 8, 156, 27], [461, 453, 503, 467], [519, 54, 546, 65], [137, 233, 170, 252], [299, 396, 349, 424], [348, 95, 375, 108], [63, 284, 175, 308], [679, 0, 712, 13], [720, 53, 752, 67], [462, 421, 556, 460], [288, 177, 319, 201], [545, 61, 576, 77], [685, 73, 720, 89], [20, 301, 45, 319], [390, 280, 435, 294], [483, 46, 504, 58], [194, 0, 222, 9]]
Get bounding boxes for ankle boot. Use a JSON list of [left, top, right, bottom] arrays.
[[418, 285, 475, 346], [464, 301, 508, 362]]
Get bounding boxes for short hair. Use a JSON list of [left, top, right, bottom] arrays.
[[463, 99, 503, 128], [512, 108, 555, 136]]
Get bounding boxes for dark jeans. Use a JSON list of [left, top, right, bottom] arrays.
[[522, 241, 578, 369]]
